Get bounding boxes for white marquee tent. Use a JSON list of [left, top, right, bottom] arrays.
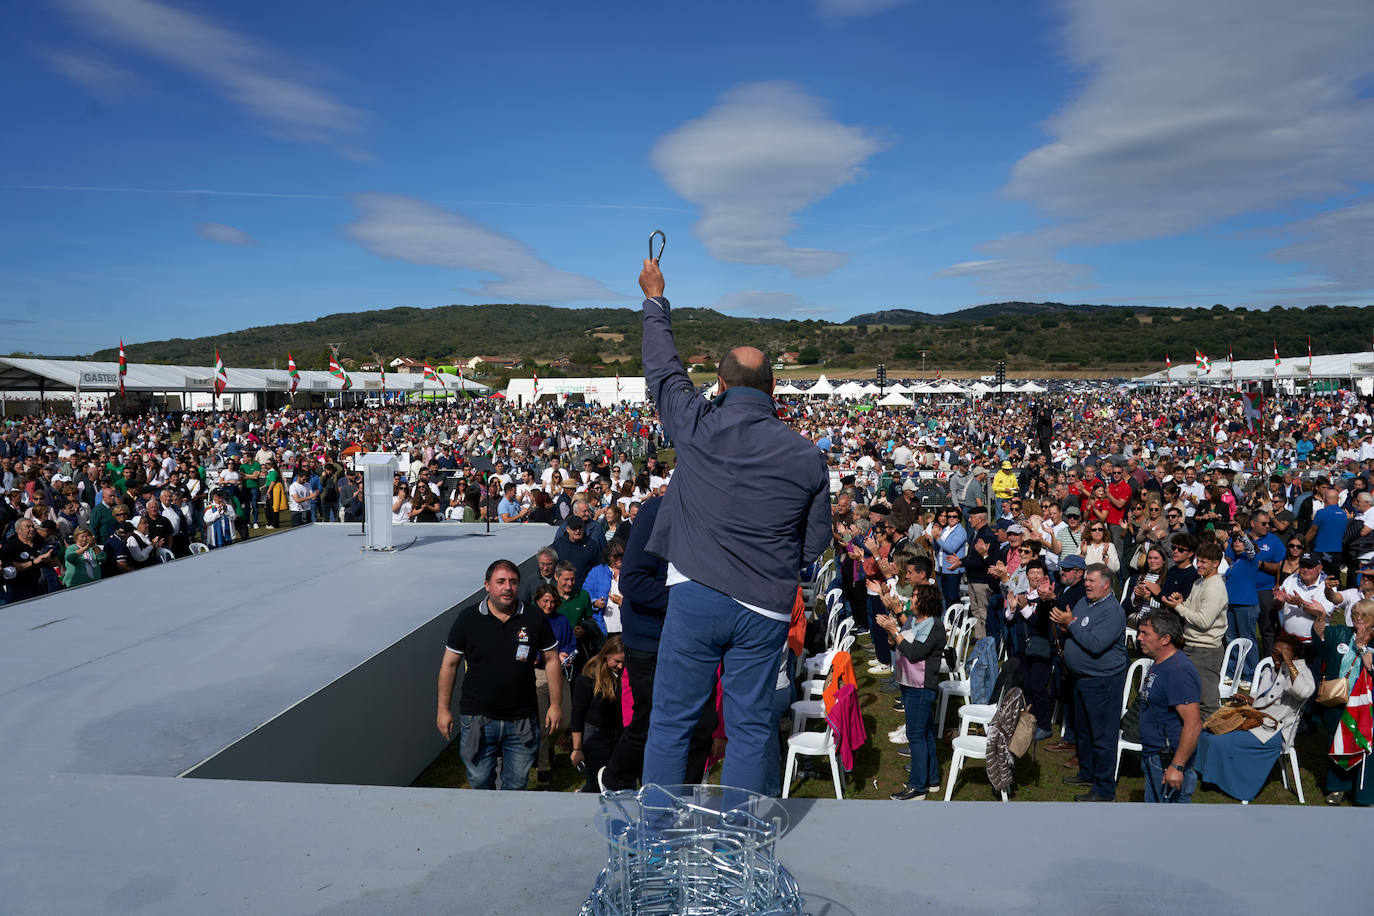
[[877, 390, 914, 407], [505, 376, 648, 407], [808, 374, 835, 396]]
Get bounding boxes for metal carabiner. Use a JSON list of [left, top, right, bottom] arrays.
[[649, 230, 666, 262]]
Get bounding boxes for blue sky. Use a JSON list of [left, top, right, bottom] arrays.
[[3, 0, 1372, 356]]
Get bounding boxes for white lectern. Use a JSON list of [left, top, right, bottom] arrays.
[[355, 452, 399, 551]]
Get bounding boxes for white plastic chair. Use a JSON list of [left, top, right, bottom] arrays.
[[804, 620, 855, 678], [188, 542, 210, 555], [943, 732, 1009, 802], [934, 620, 978, 736], [782, 726, 844, 799], [1242, 657, 1305, 805], [1219, 638, 1254, 699], [942, 601, 968, 631], [1114, 657, 1153, 780], [156, 547, 175, 564], [1124, 627, 1138, 652]]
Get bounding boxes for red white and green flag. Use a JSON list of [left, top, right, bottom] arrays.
[[1273, 340, 1280, 369], [1165, 353, 1171, 373], [287, 352, 299, 394], [456, 364, 471, 399], [1195, 350, 1210, 373], [423, 362, 442, 387], [379, 359, 387, 392], [533, 370, 540, 400], [118, 339, 127, 397], [214, 348, 227, 396], [1231, 389, 1263, 431], [1329, 668, 1372, 773], [615, 371, 621, 400], [329, 356, 351, 390]]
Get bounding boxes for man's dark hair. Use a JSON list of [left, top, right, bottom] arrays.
[[1171, 532, 1198, 553], [1196, 541, 1224, 564], [1144, 608, 1187, 649], [718, 349, 773, 394], [484, 558, 520, 582], [909, 555, 934, 578]]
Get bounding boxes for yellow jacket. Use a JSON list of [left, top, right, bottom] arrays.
[[992, 468, 1019, 499]]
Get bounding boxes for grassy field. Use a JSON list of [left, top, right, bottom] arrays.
[[413, 627, 1326, 804]]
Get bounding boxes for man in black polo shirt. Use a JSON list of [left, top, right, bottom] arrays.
[[435, 559, 561, 790]]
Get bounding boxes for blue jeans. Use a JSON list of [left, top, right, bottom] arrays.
[[1073, 671, 1125, 799], [762, 654, 795, 797], [459, 715, 539, 790], [644, 580, 788, 795], [246, 488, 260, 525], [901, 685, 939, 791], [1142, 752, 1197, 803], [1226, 604, 1261, 681], [938, 572, 962, 609]]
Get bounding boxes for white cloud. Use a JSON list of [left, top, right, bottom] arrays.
[[44, 49, 137, 98], [946, 0, 1374, 296], [56, 0, 364, 150], [195, 221, 258, 246], [651, 81, 887, 276], [814, 0, 911, 19], [1264, 197, 1374, 295], [932, 257, 1092, 298], [706, 291, 826, 316], [343, 193, 629, 303]]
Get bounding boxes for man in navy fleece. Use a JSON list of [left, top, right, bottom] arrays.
[[636, 257, 831, 795]]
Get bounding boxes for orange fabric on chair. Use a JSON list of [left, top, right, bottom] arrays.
[[788, 586, 807, 656], [822, 650, 857, 717]]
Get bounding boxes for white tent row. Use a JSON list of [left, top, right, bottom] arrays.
[[1135, 350, 1374, 385], [0, 356, 485, 397], [876, 390, 914, 406], [505, 376, 648, 407]]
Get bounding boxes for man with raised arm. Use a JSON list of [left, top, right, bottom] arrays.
[[637, 257, 831, 795]]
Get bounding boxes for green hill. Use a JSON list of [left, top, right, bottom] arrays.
[[82, 301, 1374, 374]]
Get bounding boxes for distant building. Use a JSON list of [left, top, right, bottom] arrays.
[[456, 355, 522, 372], [389, 357, 427, 374], [549, 356, 572, 368], [686, 354, 711, 367], [780, 351, 800, 365]]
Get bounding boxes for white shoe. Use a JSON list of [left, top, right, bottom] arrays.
[[868, 664, 893, 675], [253, 523, 261, 529], [888, 728, 907, 744]]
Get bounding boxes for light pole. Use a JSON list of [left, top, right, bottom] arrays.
[[920, 350, 927, 379]]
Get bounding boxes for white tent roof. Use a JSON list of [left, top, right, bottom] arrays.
[[906, 383, 940, 395], [833, 381, 869, 398], [932, 381, 970, 395], [1017, 381, 1048, 393], [1135, 350, 1374, 384], [808, 374, 834, 395], [877, 390, 914, 406], [0, 357, 486, 395], [774, 381, 802, 395], [969, 381, 995, 395]]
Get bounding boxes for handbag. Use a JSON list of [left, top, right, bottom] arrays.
[[1203, 700, 1276, 735], [1316, 677, 1350, 708]]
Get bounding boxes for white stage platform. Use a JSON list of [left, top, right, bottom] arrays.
[[0, 523, 1367, 914]]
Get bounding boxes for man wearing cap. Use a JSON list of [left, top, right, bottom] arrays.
[[553, 514, 599, 590], [961, 466, 989, 520], [636, 257, 831, 795], [992, 460, 1019, 519], [889, 478, 921, 535], [1273, 551, 1335, 646]]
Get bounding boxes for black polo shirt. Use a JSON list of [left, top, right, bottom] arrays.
[[445, 600, 557, 719]]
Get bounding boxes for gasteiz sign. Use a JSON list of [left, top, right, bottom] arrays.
[[80, 371, 119, 386]]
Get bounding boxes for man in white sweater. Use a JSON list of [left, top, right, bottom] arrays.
[[1162, 540, 1228, 717]]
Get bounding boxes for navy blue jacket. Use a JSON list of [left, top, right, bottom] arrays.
[[619, 497, 669, 652], [641, 297, 831, 614]]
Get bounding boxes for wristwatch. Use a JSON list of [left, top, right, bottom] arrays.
[[1167, 763, 1183, 773]]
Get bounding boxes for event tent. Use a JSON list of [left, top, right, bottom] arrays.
[[0, 356, 484, 398], [504, 376, 648, 407], [931, 381, 971, 395], [832, 381, 869, 399], [877, 390, 914, 406], [1135, 350, 1374, 385], [808, 374, 834, 396]]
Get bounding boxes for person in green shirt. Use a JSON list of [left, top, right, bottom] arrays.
[[554, 561, 601, 675], [239, 458, 263, 528], [1312, 600, 1374, 806], [105, 460, 127, 494], [61, 526, 105, 588]]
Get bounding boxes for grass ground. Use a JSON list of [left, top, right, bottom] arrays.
[[413, 627, 1329, 804]]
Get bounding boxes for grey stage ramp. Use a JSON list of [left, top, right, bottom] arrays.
[[0, 522, 553, 783], [0, 523, 1368, 915]]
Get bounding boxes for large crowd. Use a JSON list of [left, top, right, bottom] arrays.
[[4, 379, 1372, 805]]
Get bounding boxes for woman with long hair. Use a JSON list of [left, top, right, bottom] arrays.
[[570, 634, 625, 792], [1081, 519, 1121, 575]]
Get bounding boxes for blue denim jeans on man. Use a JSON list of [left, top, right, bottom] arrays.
[[1142, 752, 1197, 803], [643, 580, 788, 795], [459, 715, 539, 790]]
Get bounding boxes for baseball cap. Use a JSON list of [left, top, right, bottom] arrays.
[[565, 515, 586, 531], [1064, 505, 1082, 518], [1061, 555, 1087, 571], [1298, 552, 1322, 569], [1007, 523, 1025, 535], [994, 518, 1012, 531]]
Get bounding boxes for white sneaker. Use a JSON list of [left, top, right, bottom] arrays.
[[868, 664, 893, 675], [253, 523, 261, 529], [888, 728, 907, 744]]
